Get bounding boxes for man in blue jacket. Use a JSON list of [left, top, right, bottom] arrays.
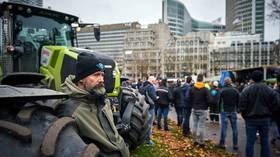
[[142, 75, 158, 145]]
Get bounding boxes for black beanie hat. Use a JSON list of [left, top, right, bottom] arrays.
[[251, 70, 263, 82], [74, 52, 104, 83]]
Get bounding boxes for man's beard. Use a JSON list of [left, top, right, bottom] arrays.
[[87, 83, 106, 97]]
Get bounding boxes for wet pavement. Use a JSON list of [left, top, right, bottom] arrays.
[[168, 107, 280, 157]]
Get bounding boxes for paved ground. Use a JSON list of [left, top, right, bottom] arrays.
[[167, 107, 280, 157]]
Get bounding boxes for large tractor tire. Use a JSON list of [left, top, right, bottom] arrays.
[[0, 104, 99, 157], [117, 87, 151, 149]]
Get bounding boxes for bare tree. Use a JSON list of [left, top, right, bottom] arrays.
[[268, 0, 280, 20]]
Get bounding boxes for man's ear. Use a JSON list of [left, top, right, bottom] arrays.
[[77, 79, 84, 86]]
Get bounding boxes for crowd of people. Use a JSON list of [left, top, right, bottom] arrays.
[[49, 52, 280, 157], [136, 71, 280, 157]]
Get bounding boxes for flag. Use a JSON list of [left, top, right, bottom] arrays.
[[232, 16, 242, 25], [212, 17, 222, 24]]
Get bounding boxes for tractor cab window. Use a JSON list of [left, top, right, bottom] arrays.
[[13, 15, 72, 72]]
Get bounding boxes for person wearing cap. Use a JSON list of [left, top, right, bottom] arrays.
[[56, 52, 129, 157], [217, 77, 239, 150], [240, 70, 280, 157]]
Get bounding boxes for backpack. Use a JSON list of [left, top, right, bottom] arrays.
[[210, 89, 218, 97], [156, 87, 169, 106], [209, 88, 219, 105]]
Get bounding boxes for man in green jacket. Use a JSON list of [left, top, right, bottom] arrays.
[[56, 52, 129, 157]]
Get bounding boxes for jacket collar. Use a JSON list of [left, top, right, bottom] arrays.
[[61, 75, 89, 98], [194, 82, 205, 89]]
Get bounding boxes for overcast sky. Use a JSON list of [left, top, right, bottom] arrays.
[[44, 0, 225, 25]]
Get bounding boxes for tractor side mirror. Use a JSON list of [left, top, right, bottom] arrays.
[[76, 23, 101, 41], [94, 27, 100, 41]]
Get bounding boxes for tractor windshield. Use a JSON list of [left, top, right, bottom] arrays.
[[14, 15, 72, 48], [12, 15, 73, 72]]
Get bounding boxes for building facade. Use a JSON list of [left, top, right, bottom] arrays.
[[192, 19, 225, 33], [162, 0, 225, 36], [77, 22, 141, 70], [211, 41, 276, 76], [9, 0, 43, 7], [123, 23, 171, 79], [164, 31, 214, 78], [214, 31, 261, 48]]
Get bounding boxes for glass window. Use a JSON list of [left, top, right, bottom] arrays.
[[15, 15, 72, 47], [13, 15, 72, 72]]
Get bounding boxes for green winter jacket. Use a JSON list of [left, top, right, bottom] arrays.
[[56, 75, 129, 157]]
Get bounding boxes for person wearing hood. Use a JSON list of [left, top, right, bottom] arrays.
[[189, 74, 210, 147], [55, 52, 129, 157]]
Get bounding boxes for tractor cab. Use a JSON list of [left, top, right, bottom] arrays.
[[0, 2, 118, 95], [0, 2, 78, 74]]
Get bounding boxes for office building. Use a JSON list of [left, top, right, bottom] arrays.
[[211, 41, 275, 75], [77, 22, 141, 70], [164, 31, 215, 78], [123, 23, 172, 79], [162, 0, 192, 36], [162, 0, 224, 36], [214, 31, 261, 48], [226, 0, 279, 41], [192, 19, 225, 33]]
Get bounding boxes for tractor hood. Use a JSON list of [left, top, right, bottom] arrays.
[[0, 85, 68, 103]]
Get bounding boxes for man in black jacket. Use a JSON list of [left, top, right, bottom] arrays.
[[182, 76, 193, 136], [189, 74, 210, 147], [272, 74, 280, 144], [217, 77, 239, 150], [240, 70, 279, 157], [156, 79, 172, 131], [172, 79, 184, 126]]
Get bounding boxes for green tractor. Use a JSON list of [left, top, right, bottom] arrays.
[[0, 1, 150, 153]]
